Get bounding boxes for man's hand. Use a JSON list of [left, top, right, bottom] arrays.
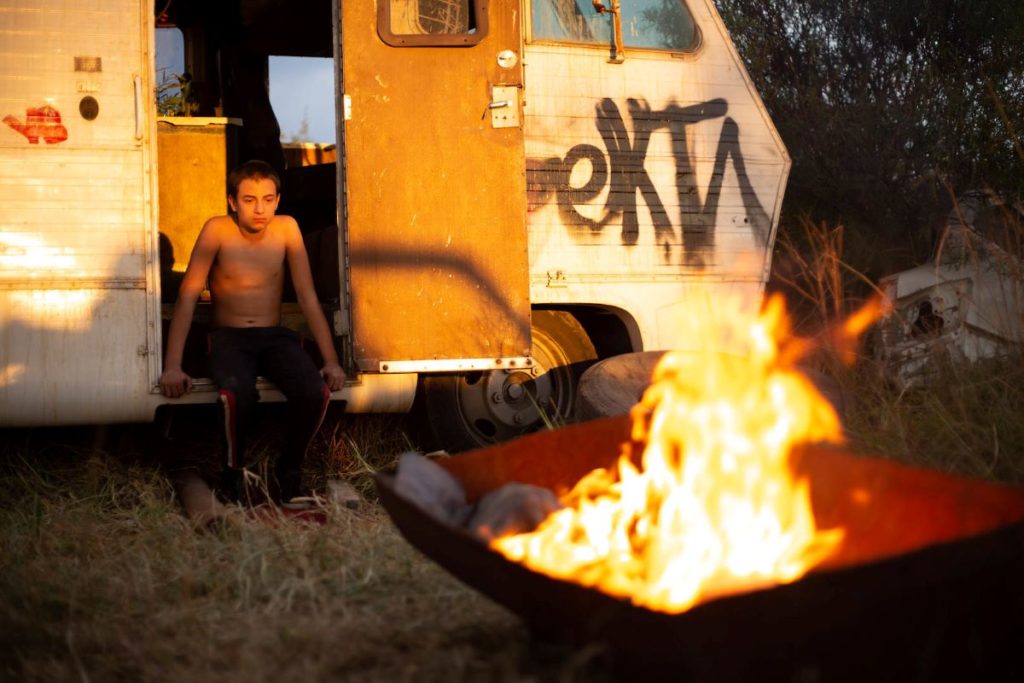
[[321, 363, 346, 392], [160, 367, 193, 398]]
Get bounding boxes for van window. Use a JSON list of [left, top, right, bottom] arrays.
[[155, 27, 187, 115], [533, 0, 611, 44], [390, 0, 472, 34], [378, 0, 487, 46], [532, 0, 698, 52]]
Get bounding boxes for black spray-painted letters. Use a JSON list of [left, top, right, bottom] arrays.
[[527, 97, 771, 267]]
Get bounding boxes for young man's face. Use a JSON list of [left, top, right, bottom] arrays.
[[227, 177, 280, 233]]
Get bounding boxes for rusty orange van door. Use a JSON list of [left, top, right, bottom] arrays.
[[340, 0, 529, 373]]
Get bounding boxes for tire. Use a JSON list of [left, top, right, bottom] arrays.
[[416, 310, 598, 452]]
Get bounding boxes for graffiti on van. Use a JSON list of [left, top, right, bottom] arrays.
[[3, 106, 69, 144], [527, 97, 771, 267]]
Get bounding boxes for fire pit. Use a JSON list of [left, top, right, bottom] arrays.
[[376, 414, 1024, 681]]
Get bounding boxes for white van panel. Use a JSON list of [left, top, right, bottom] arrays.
[[0, 0, 158, 426], [0, 151, 148, 281], [0, 288, 154, 425], [524, 0, 789, 350]]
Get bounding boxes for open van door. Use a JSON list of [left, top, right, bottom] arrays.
[[339, 0, 530, 374]]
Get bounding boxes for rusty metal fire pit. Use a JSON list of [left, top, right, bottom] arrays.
[[376, 415, 1024, 681]]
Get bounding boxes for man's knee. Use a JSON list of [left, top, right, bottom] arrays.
[[216, 376, 259, 406], [292, 380, 329, 413]]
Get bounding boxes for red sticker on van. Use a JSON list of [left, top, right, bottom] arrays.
[[4, 106, 69, 144]]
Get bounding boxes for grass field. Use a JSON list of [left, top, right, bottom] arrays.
[[0, 414, 615, 682], [2, 346, 1023, 681]]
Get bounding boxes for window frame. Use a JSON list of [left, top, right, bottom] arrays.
[[526, 0, 702, 56], [377, 0, 490, 47]]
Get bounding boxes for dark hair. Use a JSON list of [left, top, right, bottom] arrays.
[[227, 160, 280, 198]]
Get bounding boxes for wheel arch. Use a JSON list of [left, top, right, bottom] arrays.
[[533, 304, 641, 360], [411, 305, 626, 452]]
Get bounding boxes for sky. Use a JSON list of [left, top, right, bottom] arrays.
[[268, 57, 337, 144]]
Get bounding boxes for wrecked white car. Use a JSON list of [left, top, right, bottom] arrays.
[[876, 194, 1024, 385]]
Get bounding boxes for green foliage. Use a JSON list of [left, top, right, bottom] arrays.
[[715, 0, 1024, 276], [156, 72, 197, 117]]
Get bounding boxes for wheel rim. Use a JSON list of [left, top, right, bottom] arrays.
[[451, 324, 577, 446]]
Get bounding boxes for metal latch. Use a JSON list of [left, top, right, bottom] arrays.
[[490, 86, 520, 129], [592, 0, 625, 63]]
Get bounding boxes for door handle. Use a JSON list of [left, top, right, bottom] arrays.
[[133, 74, 143, 141]]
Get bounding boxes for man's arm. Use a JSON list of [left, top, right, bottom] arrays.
[[283, 218, 346, 391], [160, 220, 220, 398]]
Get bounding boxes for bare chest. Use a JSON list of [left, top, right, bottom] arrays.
[[212, 234, 287, 286]]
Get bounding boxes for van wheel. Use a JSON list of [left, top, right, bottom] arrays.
[[417, 310, 598, 453]]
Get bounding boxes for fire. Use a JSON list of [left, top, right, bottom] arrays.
[[493, 294, 873, 613]]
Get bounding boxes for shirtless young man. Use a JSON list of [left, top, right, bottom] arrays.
[[160, 160, 346, 504]]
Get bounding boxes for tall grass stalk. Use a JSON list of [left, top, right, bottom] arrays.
[[772, 214, 1024, 482]]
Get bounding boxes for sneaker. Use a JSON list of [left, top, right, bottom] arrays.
[[217, 467, 245, 504], [326, 480, 362, 509], [217, 467, 267, 506], [280, 494, 323, 511], [274, 466, 307, 504]]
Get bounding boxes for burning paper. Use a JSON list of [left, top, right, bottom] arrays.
[[493, 294, 876, 613]]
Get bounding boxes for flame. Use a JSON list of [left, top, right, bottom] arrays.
[[493, 294, 877, 613]]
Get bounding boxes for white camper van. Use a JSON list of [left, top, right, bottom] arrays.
[[0, 0, 789, 449]]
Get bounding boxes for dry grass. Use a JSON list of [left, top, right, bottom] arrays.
[[3, 208, 1023, 681], [0, 417, 606, 683], [3, 351, 1021, 682], [835, 352, 1024, 482]]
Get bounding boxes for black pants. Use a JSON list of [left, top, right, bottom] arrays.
[[209, 326, 329, 499]]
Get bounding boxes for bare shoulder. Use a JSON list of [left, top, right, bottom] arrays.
[[195, 215, 236, 246], [272, 215, 303, 244], [202, 214, 237, 234], [189, 216, 233, 255], [271, 214, 300, 233]]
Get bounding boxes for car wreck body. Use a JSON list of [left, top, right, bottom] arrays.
[[877, 195, 1024, 385]]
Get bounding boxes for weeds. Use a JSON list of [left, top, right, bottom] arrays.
[[310, 413, 416, 499], [837, 352, 1024, 482], [773, 209, 1024, 482]]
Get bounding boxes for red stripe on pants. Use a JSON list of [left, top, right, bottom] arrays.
[[218, 389, 238, 469]]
